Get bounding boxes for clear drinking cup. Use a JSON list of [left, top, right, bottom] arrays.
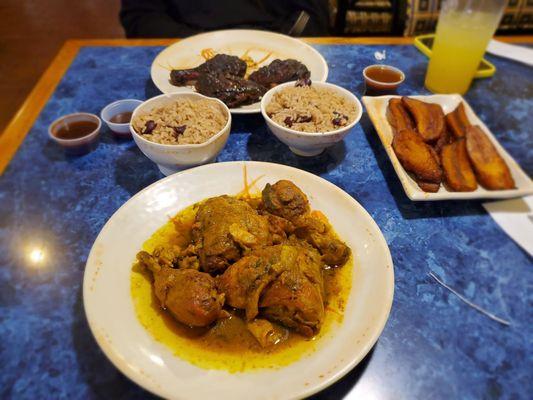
[[424, 0, 506, 94]]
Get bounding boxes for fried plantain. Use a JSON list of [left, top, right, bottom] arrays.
[[415, 180, 440, 192], [402, 97, 445, 143], [445, 102, 471, 139], [392, 128, 442, 184], [387, 98, 414, 134], [465, 126, 515, 190], [434, 127, 453, 155], [441, 139, 477, 192]]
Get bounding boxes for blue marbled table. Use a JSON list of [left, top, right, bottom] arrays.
[[0, 42, 532, 400]]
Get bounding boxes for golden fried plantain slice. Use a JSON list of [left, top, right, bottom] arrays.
[[441, 139, 477, 192], [402, 97, 445, 143], [416, 180, 440, 192], [387, 98, 414, 134], [434, 128, 453, 155], [445, 102, 471, 139], [392, 128, 442, 184], [465, 126, 515, 190]]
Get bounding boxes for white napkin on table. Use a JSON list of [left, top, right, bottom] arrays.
[[486, 40, 533, 67], [482, 195, 533, 257]]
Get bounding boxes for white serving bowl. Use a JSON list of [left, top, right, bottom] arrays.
[[101, 99, 143, 138], [261, 81, 363, 156], [130, 93, 231, 175]]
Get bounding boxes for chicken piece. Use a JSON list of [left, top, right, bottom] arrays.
[[260, 268, 324, 338], [170, 54, 247, 86], [137, 251, 224, 327], [441, 139, 478, 192], [262, 181, 350, 266], [249, 59, 310, 88], [195, 73, 266, 108], [193, 196, 272, 275], [138, 245, 199, 270], [386, 98, 414, 134], [293, 213, 351, 267], [402, 97, 445, 143], [217, 245, 301, 319], [246, 319, 287, 348], [262, 180, 310, 222], [392, 128, 443, 184], [217, 244, 325, 336], [465, 126, 515, 190], [264, 213, 295, 244], [445, 102, 471, 139]]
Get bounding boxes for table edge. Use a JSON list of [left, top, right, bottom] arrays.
[[0, 36, 531, 175]]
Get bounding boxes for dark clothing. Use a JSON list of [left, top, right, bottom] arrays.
[[120, 0, 330, 38]]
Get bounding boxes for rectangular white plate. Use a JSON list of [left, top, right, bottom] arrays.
[[362, 94, 533, 201]]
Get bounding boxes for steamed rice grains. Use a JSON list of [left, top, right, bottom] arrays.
[[133, 99, 227, 145], [266, 86, 357, 133]]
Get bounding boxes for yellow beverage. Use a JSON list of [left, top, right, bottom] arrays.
[[425, 4, 504, 94]]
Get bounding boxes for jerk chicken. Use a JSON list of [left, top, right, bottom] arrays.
[[169, 54, 310, 108], [136, 180, 351, 346]]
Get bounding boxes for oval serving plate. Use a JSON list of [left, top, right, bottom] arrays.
[[83, 161, 394, 400], [150, 30, 328, 114]]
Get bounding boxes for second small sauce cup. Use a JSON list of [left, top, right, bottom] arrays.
[[101, 99, 143, 138], [363, 64, 405, 95]]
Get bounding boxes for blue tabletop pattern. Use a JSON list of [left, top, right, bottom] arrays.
[[0, 44, 532, 400]]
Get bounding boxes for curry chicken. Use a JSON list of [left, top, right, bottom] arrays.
[[135, 180, 351, 352]]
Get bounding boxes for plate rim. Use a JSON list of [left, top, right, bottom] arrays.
[[83, 161, 394, 399], [150, 29, 329, 114], [362, 94, 533, 201]]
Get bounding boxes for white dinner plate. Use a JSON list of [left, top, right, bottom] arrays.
[[83, 161, 394, 400], [363, 94, 533, 201], [151, 30, 328, 114]]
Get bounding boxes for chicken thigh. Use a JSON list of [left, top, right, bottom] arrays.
[[192, 196, 272, 274]]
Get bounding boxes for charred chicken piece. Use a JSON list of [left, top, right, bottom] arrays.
[[137, 251, 225, 327], [392, 128, 443, 185], [249, 59, 310, 88], [195, 73, 266, 108], [192, 196, 272, 275], [445, 102, 471, 139], [402, 97, 445, 143], [170, 54, 247, 86], [465, 126, 515, 190]]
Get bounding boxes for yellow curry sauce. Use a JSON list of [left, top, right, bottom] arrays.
[[130, 198, 353, 373]]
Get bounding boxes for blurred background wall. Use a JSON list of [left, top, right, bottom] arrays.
[[0, 0, 123, 133]]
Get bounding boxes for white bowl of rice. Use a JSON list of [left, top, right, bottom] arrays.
[[261, 81, 362, 156], [130, 93, 231, 175]]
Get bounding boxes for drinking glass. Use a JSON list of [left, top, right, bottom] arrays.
[[424, 0, 506, 94]]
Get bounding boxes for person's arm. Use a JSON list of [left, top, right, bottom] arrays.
[[119, 0, 197, 38]]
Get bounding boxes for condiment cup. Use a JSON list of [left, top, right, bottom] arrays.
[[260, 81, 363, 157], [130, 93, 231, 176], [48, 112, 101, 155], [362, 64, 405, 93], [101, 99, 143, 138]]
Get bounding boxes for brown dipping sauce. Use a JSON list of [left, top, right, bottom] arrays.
[[110, 111, 133, 124], [365, 65, 403, 83], [55, 120, 98, 139]]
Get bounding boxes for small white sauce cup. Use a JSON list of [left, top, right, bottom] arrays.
[[101, 99, 143, 138]]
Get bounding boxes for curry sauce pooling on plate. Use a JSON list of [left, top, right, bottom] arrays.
[[131, 180, 353, 372]]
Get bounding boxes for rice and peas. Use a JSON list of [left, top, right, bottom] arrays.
[[132, 98, 227, 145], [266, 85, 357, 133]]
